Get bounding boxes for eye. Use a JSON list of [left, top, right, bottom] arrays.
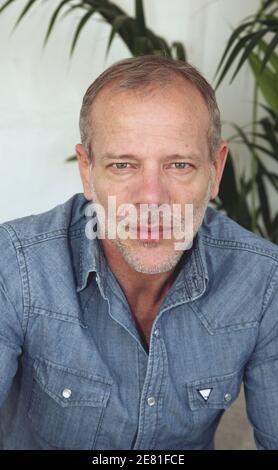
[[170, 162, 192, 170], [111, 163, 130, 169]]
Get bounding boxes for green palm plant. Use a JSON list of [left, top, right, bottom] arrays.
[[215, 0, 278, 110], [215, 105, 278, 242], [0, 0, 186, 59], [214, 0, 278, 242]]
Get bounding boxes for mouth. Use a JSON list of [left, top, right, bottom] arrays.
[[131, 225, 172, 240]]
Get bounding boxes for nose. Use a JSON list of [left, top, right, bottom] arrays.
[[134, 167, 170, 206]]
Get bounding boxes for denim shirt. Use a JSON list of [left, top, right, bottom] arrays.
[[0, 192, 278, 450]]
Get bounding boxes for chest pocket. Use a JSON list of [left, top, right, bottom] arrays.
[[186, 370, 242, 431], [28, 357, 112, 449]]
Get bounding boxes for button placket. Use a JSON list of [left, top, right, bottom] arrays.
[[133, 329, 167, 450]]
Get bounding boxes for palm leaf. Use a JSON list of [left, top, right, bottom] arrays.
[[260, 115, 278, 154], [249, 52, 278, 115], [0, 0, 179, 60], [144, 29, 171, 56], [215, 21, 256, 82], [171, 41, 186, 61], [65, 155, 77, 162], [258, 38, 278, 72], [60, 3, 89, 21], [230, 29, 269, 83], [262, 0, 278, 10], [70, 8, 97, 56], [105, 14, 131, 57], [0, 0, 18, 15], [257, 162, 272, 234], [14, 0, 38, 28], [135, 0, 146, 35], [133, 35, 153, 56], [259, 103, 278, 122], [258, 164, 278, 191], [217, 150, 239, 214], [215, 1, 278, 88], [261, 34, 278, 70], [44, 0, 73, 46], [215, 31, 255, 88]]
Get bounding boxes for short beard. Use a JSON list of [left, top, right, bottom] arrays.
[[110, 237, 185, 274]]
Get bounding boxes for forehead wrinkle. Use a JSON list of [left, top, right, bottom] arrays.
[[92, 78, 210, 123], [90, 82, 211, 159]]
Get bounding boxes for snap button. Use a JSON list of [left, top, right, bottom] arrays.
[[224, 393, 232, 402], [154, 328, 160, 337], [147, 396, 156, 406], [62, 388, 72, 399]]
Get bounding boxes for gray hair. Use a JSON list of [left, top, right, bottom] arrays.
[[79, 55, 221, 160]]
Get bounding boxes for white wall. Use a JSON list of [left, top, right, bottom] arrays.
[[0, 0, 259, 222]]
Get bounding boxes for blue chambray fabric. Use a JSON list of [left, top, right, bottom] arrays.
[[0, 193, 277, 450]]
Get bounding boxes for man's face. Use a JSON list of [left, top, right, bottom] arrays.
[[77, 79, 227, 274]]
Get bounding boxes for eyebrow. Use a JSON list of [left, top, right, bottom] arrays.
[[101, 152, 202, 163]]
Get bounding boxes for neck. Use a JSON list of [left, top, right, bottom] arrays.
[[99, 239, 181, 309]]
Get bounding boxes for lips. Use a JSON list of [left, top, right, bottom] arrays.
[[136, 225, 172, 241], [140, 226, 165, 231]]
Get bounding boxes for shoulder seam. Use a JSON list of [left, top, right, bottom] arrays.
[[202, 235, 278, 263], [0, 225, 83, 247]]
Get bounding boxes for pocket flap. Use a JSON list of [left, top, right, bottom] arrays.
[[187, 370, 242, 411], [33, 357, 112, 408]]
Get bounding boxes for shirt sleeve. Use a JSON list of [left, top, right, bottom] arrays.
[[244, 263, 278, 450], [0, 225, 25, 407]]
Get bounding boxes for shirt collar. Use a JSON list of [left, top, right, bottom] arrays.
[[184, 230, 209, 300], [76, 199, 107, 293]]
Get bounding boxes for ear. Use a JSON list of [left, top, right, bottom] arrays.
[[209, 141, 229, 200], [75, 144, 93, 200]]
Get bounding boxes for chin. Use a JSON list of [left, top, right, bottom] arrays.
[[132, 264, 172, 275], [117, 239, 184, 274]]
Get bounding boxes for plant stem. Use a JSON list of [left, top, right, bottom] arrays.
[[251, 0, 264, 233], [251, 82, 258, 232]]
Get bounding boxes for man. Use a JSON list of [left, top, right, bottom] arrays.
[[0, 55, 277, 450]]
